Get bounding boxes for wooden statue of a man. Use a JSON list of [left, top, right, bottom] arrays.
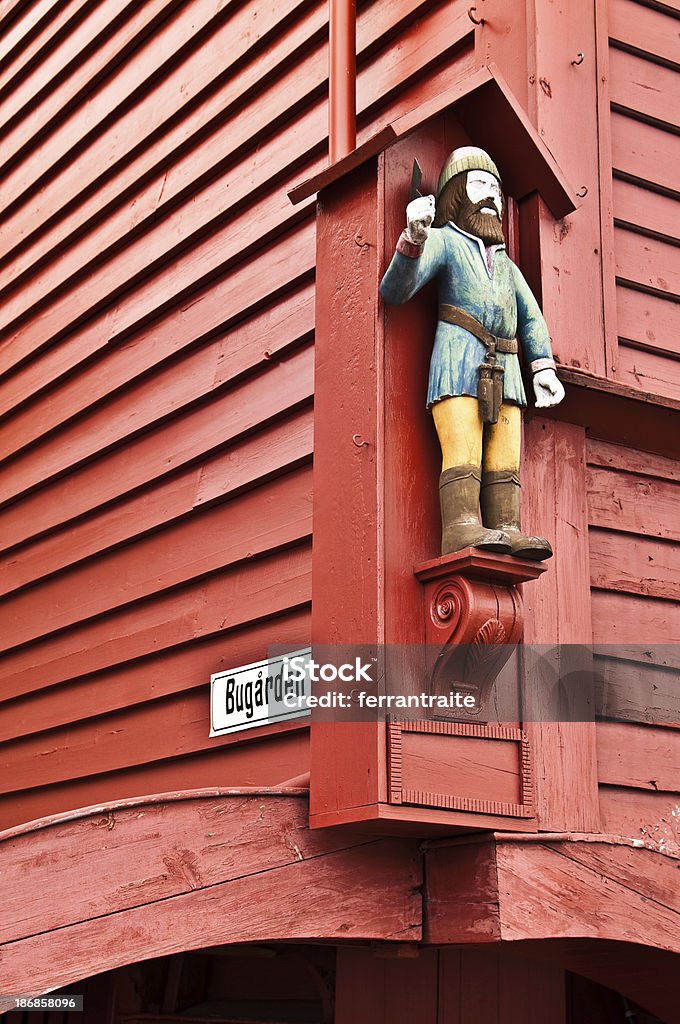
[[380, 146, 565, 560]]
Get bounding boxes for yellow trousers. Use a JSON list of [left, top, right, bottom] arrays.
[[432, 396, 521, 472]]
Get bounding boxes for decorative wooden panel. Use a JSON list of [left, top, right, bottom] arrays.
[[388, 720, 534, 818]]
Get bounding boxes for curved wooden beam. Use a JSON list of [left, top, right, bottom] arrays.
[[0, 789, 421, 1006]]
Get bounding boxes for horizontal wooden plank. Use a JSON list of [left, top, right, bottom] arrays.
[[0, 0, 60, 67], [599, 783, 680, 840], [0, 0, 171, 135], [0, 607, 311, 739], [0, 0, 466, 372], [0, 0, 325, 285], [0, 214, 314, 426], [0, 0, 443, 288], [613, 178, 680, 243], [0, 542, 311, 701], [0, 343, 313, 557], [587, 437, 680, 481], [0, 0, 229, 204], [590, 527, 679, 600], [611, 111, 680, 193], [615, 280, 680, 357], [594, 652, 680, 726], [0, 684, 311, 792], [617, 341, 680, 401], [609, 47, 679, 128], [0, 794, 365, 945], [608, 0, 680, 67], [615, 225, 680, 299], [0, 463, 312, 654], [1, 408, 313, 595], [0, 307, 313, 512], [0, 0, 93, 98], [586, 464, 680, 540], [591, 589, 680, 644], [598, 721, 680, 790], [0, 728, 309, 832], [0, 272, 314, 472]]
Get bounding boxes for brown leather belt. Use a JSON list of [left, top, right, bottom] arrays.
[[438, 303, 518, 355]]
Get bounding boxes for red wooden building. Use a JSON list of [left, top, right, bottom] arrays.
[[0, 0, 678, 1020]]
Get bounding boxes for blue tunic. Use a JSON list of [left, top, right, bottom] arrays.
[[379, 223, 554, 408]]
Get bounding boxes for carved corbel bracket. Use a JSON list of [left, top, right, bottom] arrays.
[[414, 550, 546, 713]]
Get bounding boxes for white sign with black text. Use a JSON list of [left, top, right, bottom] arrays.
[[210, 647, 312, 736]]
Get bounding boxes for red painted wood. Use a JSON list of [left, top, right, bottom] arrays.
[[608, 0, 680, 66], [0, 543, 311, 700], [0, 731, 309, 832], [611, 111, 680, 192], [615, 226, 680, 299], [335, 948, 438, 1024], [615, 281, 679, 358], [590, 528, 679, 600], [617, 343, 680, 401], [598, 721, 680, 791], [522, 419, 599, 832], [599, 784, 680, 840], [0, 610, 311, 741], [592, 588, 680, 644], [587, 463, 680, 540], [0, 0, 94, 98], [609, 48, 679, 128], [0, 794, 421, 997]]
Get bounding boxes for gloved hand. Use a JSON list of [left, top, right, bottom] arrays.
[[405, 195, 436, 245], [533, 368, 565, 408]]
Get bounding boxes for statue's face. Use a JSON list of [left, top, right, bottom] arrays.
[[465, 170, 502, 219], [455, 169, 505, 244]]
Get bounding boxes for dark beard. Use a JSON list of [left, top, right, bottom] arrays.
[[456, 197, 505, 245]]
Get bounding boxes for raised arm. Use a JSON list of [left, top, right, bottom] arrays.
[[379, 195, 445, 305]]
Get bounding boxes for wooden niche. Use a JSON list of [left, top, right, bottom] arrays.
[[290, 66, 577, 835]]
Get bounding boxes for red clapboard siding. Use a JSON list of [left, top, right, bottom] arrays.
[[586, 465, 680, 541], [0, 0, 476, 827], [0, 342, 314, 508], [0, 662, 314, 795], [590, 529, 679, 601], [614, 226, 680, 299], [610, 112, 680, 193], [0, 464, 313, 652], [0, 218, 315, 422], [617, 343, 680, 401], [615, 284, 679, 358], [0, 0, 326, 283], [609, 48, 679, 129], [0, 0, 458, 295], [591, 590, 680, 645], [613, 178, 679, 243], [608, 0, 680, 67], [0, 608, 311, 740], [599, 785, 680, 840], [0, 733, 310, 832], [0, 542, 312, 701], [598, 722, 680, 791], [0, 285, 314, 479], [0, 0, 94, 99], [587, 437, 680, 482], [0, 409, 313, 595]]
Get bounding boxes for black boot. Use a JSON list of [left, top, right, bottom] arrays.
[[480, 470, 553, 560], [440, 466, 512, 556]]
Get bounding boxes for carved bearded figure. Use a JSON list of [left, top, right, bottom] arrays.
[[380, 146, 565, 560]]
